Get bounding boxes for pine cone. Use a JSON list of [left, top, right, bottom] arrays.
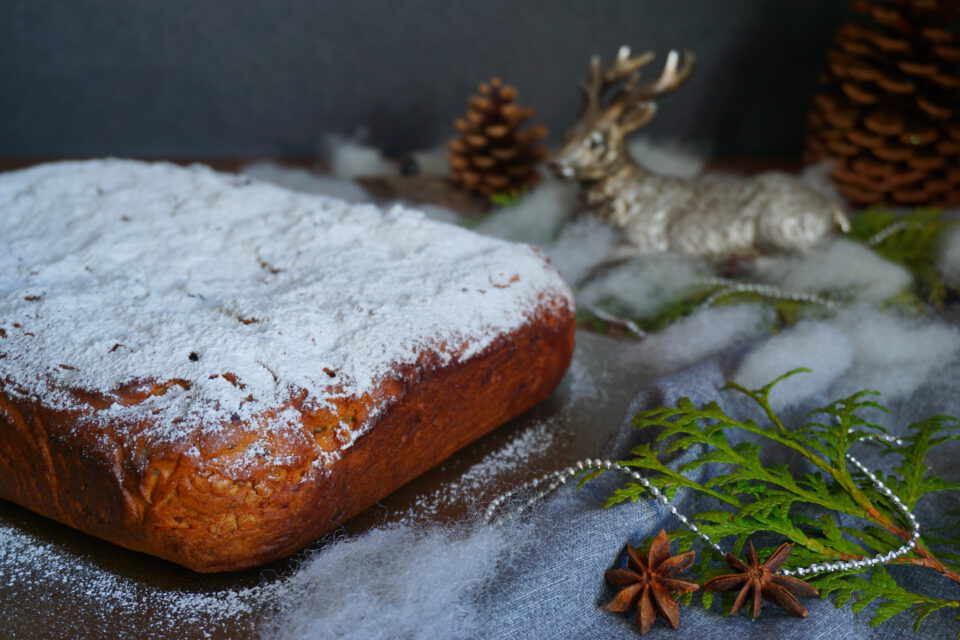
[[805, 0, 960, 208], [448, 78, 549, 196]]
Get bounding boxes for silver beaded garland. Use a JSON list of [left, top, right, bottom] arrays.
[[692, 218, 914, 313], [866, 220, 911, 247], [697, 277, 838, 312], [582, 219, 916, 338], [586, 305, 646, 339], [484, 433, 920, 577], [495, 219, 924, 575]]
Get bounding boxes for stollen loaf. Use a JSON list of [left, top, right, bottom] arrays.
[[0, 160, 575, 572]]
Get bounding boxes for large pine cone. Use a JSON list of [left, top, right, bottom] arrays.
[[805, 0, 960, 208]]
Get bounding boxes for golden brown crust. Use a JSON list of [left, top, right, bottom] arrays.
[[0, 299, 575, 572]]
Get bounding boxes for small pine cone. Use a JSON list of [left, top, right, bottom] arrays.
[[448, 78, 549, 196], [805, 0, 960, 208]]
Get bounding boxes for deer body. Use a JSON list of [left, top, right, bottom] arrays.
[[553, 48, 848, 258]]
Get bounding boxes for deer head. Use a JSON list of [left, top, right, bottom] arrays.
[[552, 47, 696, 181]]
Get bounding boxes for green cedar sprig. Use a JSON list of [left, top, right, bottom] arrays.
[[592, 369, 960, 632], [847, 208, 955, 309], [488, 187, 529, 207]]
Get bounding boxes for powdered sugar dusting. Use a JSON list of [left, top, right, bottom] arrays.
[[392, 345, 605, 523], [398, 420, 558, 521], [0, 516, 293, 638], [0, 159, 571, 474]]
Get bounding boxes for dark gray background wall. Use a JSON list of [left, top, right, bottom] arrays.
[[0, 0, 849, 159]]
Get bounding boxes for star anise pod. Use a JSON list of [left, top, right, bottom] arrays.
[[703, 540, 819, 619], [604, 530, 699, 635]]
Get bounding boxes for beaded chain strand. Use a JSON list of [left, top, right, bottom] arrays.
[[696, 277, 838, 312], [694, 218, 913, 314], [484, 432, 921, 577], [518, 220, 923, 574]]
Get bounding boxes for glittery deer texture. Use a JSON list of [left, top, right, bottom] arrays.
[[552, 47, 850, 258]]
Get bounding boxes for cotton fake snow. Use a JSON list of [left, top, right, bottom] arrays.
[[408, 146, 450, 177], [241, 161, 373, 203], [474, 177, 580, 244], [762, 238, 911, 303], [267, 524, 509, 640], [733, 322, 853, 411], [544, 216, 617, 286], [731, 306, 960, 410], [324, 135, 398, 179], [577, 253, 706, 318], [799, 161, 843, 201], [831, 306, 960, 401], [622, 305, 771, 377], [938, 222, 960, 288], [628, 137, 707, 179]]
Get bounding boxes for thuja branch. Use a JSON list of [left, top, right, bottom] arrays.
[[727, 377, 910, 541], [898, 552, 960, 585], [599, 369, 960, 632]]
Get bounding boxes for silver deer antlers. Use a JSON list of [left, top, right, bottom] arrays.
[[553, 46, 849, 258]]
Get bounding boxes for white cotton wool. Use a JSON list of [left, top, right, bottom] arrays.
[[577, 252, 706, 319], [408, 145, 451, 177], [473, 177, 580, 244], [762, 238, 911, 303], [938, 221, 960, 288], [622, 304, 772, 376], [544, 216, 618, 286], [267, 524, 510, 640], [731, 306, 960, 411], [628, 137, 707, 179], [325, 135, 399, 179], [733, 322, 853, 411], [242, 161, 464, 225], [241, 161, 374, 203], [829, 306, 960, 401], [799, 161, 844, 201]]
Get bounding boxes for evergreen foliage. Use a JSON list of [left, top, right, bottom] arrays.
[[591, 370, 960, 632], [848, 207, 955, 307]]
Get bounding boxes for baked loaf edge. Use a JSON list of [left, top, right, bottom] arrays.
[[0, 292, 574, 572]]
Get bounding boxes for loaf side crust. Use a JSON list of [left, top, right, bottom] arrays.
[[0, 294, 574, 571]]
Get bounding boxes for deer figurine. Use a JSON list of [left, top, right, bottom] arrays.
[[552, 47, 849, 258]]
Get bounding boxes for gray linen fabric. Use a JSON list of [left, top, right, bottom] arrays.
[[472, 357, 960, 639]]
